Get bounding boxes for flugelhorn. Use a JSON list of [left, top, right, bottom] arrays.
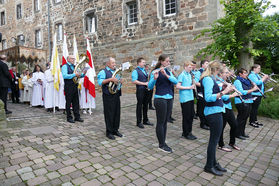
[[259, 72, 278, 83]]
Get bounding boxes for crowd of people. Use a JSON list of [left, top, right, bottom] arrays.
[[0, 53, 270, 176]]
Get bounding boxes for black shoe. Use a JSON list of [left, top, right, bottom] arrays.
[[215, 163, 227, 172], [204, 167, 223, 176], [67, 119, 75, 123], [255, 121, 263, 126], [167, 119, 173, 123], [106, 133, 115, 140], [243, 134, 249, 138], [201, 125, 210, 130], [75, 118, 84, 122], [185, 133, 197, 140], [249, 122, 259, 128], [114, 131, 123, 137], [236, 136, 246, 140], [143, 121, 154, 126], [137, 123, 144, 128], [158, 145, 173, 153], [149, 107, 155, 110], [5, 110, 12, 114]]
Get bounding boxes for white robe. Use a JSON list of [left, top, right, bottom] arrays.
[[44, 69, 59, 109], [58, 72, 66, 109], [21, 75, 32, 102], [31, 71, 45, 106], [79, 78, 96, 109]]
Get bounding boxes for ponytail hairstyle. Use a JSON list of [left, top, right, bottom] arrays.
[[251, 64, 260, 71], [200, 60, 222, 80], [153, 54, 169, 71]]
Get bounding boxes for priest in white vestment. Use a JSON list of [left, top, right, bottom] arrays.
[[31, 65, 45, 107], [44, 63, 59, 111]]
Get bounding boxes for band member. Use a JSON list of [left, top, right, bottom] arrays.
[[234, 68, 258, 139], [196, 60, 210, 130], [132, 57, 153, 128], [97, 57, 123, 140], [31, 65, 45, 107], [0, 55, 12, 114], [148, 54, 178, 153], [201, 61, 232, 176], [9, 67, 20, 103], [61, 55, 84, 123], [216, 67, 240, 152], [168, 68, 177, 123], [145, 64, 155, 110], [248, 64, 268, 127], [176, 61, 197, 140]]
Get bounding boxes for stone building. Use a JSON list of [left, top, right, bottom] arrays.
[[0, 0, 222, 91]]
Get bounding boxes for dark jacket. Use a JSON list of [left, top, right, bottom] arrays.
[[0, 60, 12, 88]]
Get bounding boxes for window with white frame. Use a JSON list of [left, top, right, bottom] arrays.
[[2, 39, 7, 50], [164, 0, 177, 16], [56, 23, 63, 41], [1, 11, 5, 25], [34, 0, 40, 12], [54, 0, 61, 4], [85, 12, 96, 33], [127, 1, 138, 25], [35, 29, 42, 47], [16, 4, 22, 19]]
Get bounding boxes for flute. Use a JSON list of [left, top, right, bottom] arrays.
[[216, 76, 244, 103]]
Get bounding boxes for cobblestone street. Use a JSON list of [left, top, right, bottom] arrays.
[[0, 93, 278, 186]]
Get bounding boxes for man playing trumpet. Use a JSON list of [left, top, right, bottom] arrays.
[[97, 57, 123, 140], [62, 55, 85, 123]]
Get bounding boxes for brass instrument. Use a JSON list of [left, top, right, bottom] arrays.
[[108, 62, 133, 94], [259, 72, 278, 83], [73, 56, 87, 84], [247, 76, 266, 98], [190, 71, 198, 96]]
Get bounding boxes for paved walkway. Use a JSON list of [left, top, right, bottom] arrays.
[[0, 93, 278, 186]]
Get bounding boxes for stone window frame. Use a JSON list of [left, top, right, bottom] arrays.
[[0, 0, 5, 4], [2, 39, 7, 50], [35, 29, 42, 48], [55, 22, 63, 42], [17, 34, 25, 46], [123, 0, 141, 28], [0, 10, 5, 26], [53, 0, 62, 5], [34, 0, 40, 13], [163, 0, 177, 17], [84, 10, 97, 34], [158, 0, 179, 19], [16, 3, 22, 20]]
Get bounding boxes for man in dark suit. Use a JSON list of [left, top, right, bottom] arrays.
[[0, 55, 12, 114], [9, 66, 20, 103]]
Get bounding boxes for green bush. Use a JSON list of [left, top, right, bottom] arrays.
[[258, 91, 279, 119]]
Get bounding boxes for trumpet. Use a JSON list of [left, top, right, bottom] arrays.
[[259, 72, 278, 83], [216, 76, 244, 103]]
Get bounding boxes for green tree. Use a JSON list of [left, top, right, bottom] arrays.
[[195, 0, 278, 70]]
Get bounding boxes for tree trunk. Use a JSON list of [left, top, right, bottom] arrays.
[[238, 40, 254, 71]]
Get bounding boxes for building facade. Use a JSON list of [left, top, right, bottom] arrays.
[[0, 0, 222, 91]]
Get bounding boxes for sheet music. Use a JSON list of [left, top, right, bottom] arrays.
[[151, 60, 157, 67], [122, 62, 130, 71], [264, 87, 273, 93], [173, 65, 180, 71]]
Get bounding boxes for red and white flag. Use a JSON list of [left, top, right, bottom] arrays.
[[84, 38, 96, 98], [62, 33, 68, 66]]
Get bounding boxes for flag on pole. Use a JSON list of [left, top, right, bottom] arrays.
[[51, 33, 60, 92], [84, 38, 96, 98], [62, 33, 68, 66], [73, 35, 79, 65]]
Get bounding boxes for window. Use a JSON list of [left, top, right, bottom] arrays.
[[2, 39, 7, 50], [17, 4, 22, 19], [127, 1, 138, 25], [0, 0, 5, 4], [0, 11, 5, 25], [17, 34, 25, 46], [56, 23, 63, 41], [54, 0, 61, 3], [164, 0, 177, 16], [85, 13, 96, 33], [35, 30, 42, 47], [34, 0, 40, 12]]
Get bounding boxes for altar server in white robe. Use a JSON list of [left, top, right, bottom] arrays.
[[31, 65, 45, 107], [44, 63, 59, 111], [22, 70, 31, 103], [58, 70, 66, 109]]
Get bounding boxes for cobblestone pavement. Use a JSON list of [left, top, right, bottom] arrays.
[[0, 93, 278, 186]]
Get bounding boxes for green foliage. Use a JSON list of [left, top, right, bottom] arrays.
[[258, 91, 279, 119], [195, 0, 278, 68]]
